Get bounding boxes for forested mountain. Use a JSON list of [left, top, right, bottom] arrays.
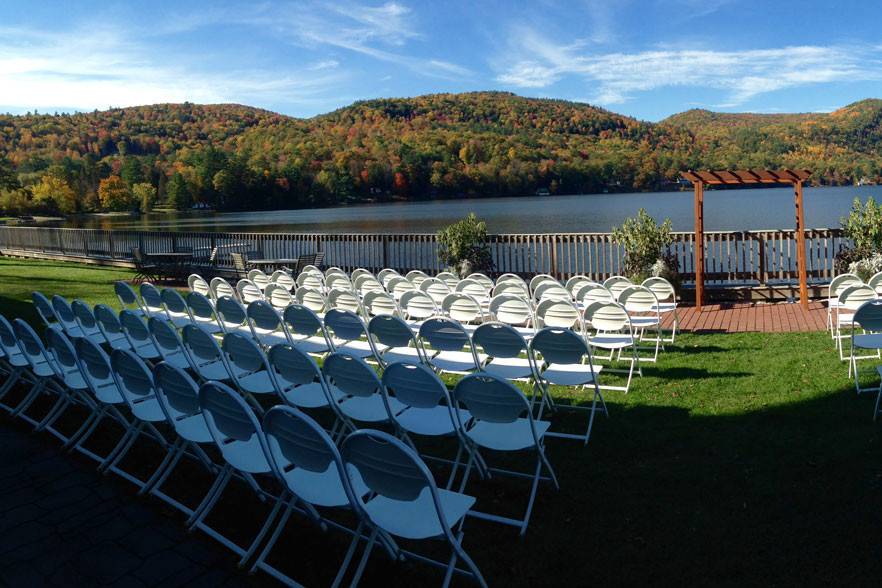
[[1, 92, 881, 215]]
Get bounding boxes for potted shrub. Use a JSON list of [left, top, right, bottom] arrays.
[[611, 208, 678, 286], [437, 213, 494, 277]]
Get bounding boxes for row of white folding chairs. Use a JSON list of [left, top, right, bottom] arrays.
[[20, 295, 575, 536], [0, 313, 506, 585]]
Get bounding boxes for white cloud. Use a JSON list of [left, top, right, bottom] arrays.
[[0, 24, 344, 112], [494, 30, 882, 107]]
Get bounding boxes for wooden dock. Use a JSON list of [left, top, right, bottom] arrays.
[[661, 301, 827, 333]]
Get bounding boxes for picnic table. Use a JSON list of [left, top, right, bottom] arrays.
[[247, 258, 301, 271], [147, 251, 194, 280]]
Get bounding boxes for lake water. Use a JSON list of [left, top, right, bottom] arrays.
[[64, 185, 880, 234]]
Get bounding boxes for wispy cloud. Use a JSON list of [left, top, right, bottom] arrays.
[[495, 28, 882, 107], [0, 24, 344, 113]]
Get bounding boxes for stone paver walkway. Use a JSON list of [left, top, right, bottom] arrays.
[[0, 419, 254, 588]]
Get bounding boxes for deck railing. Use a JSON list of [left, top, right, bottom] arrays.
[[0, 226, 848, 285]]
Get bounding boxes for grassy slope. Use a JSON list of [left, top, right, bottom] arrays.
[[0, 257, 880, 585]]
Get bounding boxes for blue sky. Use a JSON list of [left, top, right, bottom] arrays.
[[1, 0, 881, 121]]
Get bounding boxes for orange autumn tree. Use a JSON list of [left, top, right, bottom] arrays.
[[98, 175, 135, 211]]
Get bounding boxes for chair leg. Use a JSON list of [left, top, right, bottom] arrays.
[[331, 521, 366, 588], [248, 501, 295, 575], [237, 491, 287, 567], [348, 527, 380, 588]]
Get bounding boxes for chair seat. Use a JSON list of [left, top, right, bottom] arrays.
[[161, 350, 192, 370], [380, 347, 426, 366], [630, 316, 660, 327], [465, 418, 551, 451], [290, 336, 331, 355], [5, 351, 29, 367], [62, 324, 86, 339], [222, 438, 273, 474], [279, 381, 330, 409], [395, 406, 468, 436], [281, 463, 369, 508], [192, 317, 223, 334], [540, 363, 601, 386], [337, 392, 406, 423], [252, 330, 289, 347], [105, 332, 131, 350], [193, 359, 231, 381], [237, 371, 276, 394], [589, 334, 636, 349], [853, 333, 882, 350], [429, 350, 486, 374], [331, 339, 384, 360], [481, 357, 534, 380], [131, 341, 162, 360], [131, 396, 167, 422], [363, 486, 475, 540], [652, 303, 677, 313], [172, 413, 214, 443], [166, 313, 192, 329]]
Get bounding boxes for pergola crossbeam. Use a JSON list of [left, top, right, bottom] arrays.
[[679, 169, 812, 311]]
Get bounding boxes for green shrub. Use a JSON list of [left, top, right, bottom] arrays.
[[437, 213, 494, 277], [611, 209, 676, 282], [841, 196, 882, 257]]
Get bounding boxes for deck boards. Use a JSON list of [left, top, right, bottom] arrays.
[[663, 301, 826, 333]]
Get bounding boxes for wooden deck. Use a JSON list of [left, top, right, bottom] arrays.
[[660, 301, 827, 333]]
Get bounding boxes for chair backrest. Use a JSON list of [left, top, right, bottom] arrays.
[[75, 335, 124, 404], [199, 380, 270, 473], [324, 266, 346, 277], [584, 301, 631, 332], [350, 268, 373, 281], [341, 429, 443, 512], [400, 290, 438, 320], [473, 322, 529, 360], [325, 309, 370, 346], [263, 283, 294, 311], [247, 300, 287, 344], [110, 348, 156, 410], [455, 279, 490, 301], [188, 274, 212, 297], [148, 317, 188, 360], [420, 277, 451, 304], [216, 295, 249, 332], [853, 299, 882, 332], [50, 295, 78, 330], [565, 275, 594, 295], [868, 272, 882, 295], [267, 343, 327, 398], [322, 352, 383, 399], [114, 281, 142, 311], [248, 269, 271, 291], [32, 291, 57, 327], [618, 285, 659, 313], [603, 275, 633, 299], [418, 317, 471, 352], [182, 324, 225, 364], [45, 327, 83, 386], [13, 319, 52, 369], [829, 273, 861, 300], [489, 294, 534, 327], [642, 276, 676, 302], [237, 279, 264, 304], [294, 287, 327, 314], [465, 273, 494, 290], [139, 282, 164, 311], [493, 280, 530, 298], [534, 282, 571, 303], [362, 291, 399, 317], [579, 283, 615, 306], [530, 326, 591, 365], [368, 315, 419, 351], [210, 277, 236, 301], [529, 274, 559, 294], [436, 271, 461, 289], [186, 291, 217, 322], [160, 287, 189, 316], [404, 269, 429, 287], [535, 299, 581, 330], [441, 293, 485, 324], [262, 406, 353, 507], [153, 362, 203, 428], [71, 299, 99, 332], [328, 288, 363, 315], [839, 284, 877, 311], [297, 272, 325, 290], [119, 309, 151, 346], [377, 268, 400, 286], [94, 303, 125, 341], [453, 372, 532, 425], [223, 331, 269, 374], [282, 304, 326, 338], [325, 273, 353, 292], [496, 273, 525, 285], [382, 361, 449, 409], [355, 275, 385, 297], [271, 270, 297, 291], [231, 252, 248, 276], [386, 276, 414, 298], [0, 314, 21, 359]]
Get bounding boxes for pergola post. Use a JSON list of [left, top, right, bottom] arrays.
[[694, 180, 705, 311], [794, 180, 809, 309]]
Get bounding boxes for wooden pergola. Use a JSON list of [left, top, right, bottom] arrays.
[[680, 169, 813, 311]]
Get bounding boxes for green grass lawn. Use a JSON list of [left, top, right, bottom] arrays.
[[1, 256, 881, 585]]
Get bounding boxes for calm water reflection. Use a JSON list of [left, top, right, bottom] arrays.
[[65, 185, 880, 234]]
